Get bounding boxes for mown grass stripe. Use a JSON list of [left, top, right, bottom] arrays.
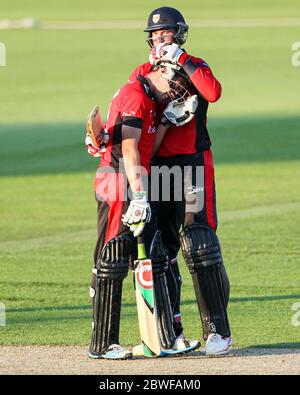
[[2, 18, 300, 30], [0, 202, 299, 252]]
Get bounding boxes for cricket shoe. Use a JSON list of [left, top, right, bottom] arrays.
[[132, 334, 200, 357], [205, 333, 233, 356], [174, 333, 200, 352], [163, 334, 200, 356], [88, 344, 132, 360]]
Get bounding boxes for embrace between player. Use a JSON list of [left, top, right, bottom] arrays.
[[85, 7, 232, 360]]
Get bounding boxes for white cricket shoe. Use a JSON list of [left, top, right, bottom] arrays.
[[205, 333, 233, 356], [89, 344, 132, 360], [132, 334, 200, 357], [171, 333, 200, 353]]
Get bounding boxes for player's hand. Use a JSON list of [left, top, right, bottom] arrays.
[[149, 43, 166, 65], [162, 94, 198, 127], [122, 192, 151, 237], [149, 43, 187, 65], [85, 132, 109, 157], [85, 134, 102, 157]]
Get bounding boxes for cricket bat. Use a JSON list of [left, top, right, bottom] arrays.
[[134, 236, 163, 357], [86, 105, 106, 150]]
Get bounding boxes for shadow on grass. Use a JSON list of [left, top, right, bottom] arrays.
[[7, 293, 299, 314], [0, 115, 299, 176], [7, 303, 137, 315], [229, 294, 300, 303], [234, 344, 300, 353], [7, 305, 91, 313], [181, 294, 299, 306], [6, 305, 138, 324]]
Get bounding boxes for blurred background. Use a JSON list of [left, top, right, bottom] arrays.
[[0, 0, 299, 348]]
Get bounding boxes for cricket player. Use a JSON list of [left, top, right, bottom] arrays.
[[87, 63, 199, 359], [128, 6, 233, 356]]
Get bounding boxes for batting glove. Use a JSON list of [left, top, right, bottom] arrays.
[[163, 95, 198, 127], [85, 134, 101, 157], [122, 191, 151, 237], [149, 43, 166, 65], [149, 43, 188, 66], [85, 132, 109, 157]]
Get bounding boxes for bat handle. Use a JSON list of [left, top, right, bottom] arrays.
[[137, 235, 144, 244], [136, 236, 146, 260]]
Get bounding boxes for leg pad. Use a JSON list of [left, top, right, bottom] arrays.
[[180, 224, 231, 339], [89, 236, 132, 355]]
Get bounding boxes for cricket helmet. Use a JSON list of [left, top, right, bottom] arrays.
[[156, 60, 192, 103], [144, 7, 189, 47]]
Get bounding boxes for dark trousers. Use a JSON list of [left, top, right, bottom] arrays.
[[150, 149, 218, 259]]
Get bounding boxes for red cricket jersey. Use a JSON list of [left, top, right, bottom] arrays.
[[100, 76, 157, 174], [128, 55, 222, 157]]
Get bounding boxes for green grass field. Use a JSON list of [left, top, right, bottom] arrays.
[[0, 0, 300, 349]]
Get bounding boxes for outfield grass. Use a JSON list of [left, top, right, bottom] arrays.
[[0, 0, 299, 348]]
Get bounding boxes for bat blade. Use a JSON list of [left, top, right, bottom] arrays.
[[134, 258, 162, 356], [86, 105, 104, 148]]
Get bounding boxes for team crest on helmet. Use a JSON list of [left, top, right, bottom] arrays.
[[152, 14, 160, 24]]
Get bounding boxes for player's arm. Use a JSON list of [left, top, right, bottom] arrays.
[[181, 56, 222, 103], [121, 124, 151, 237], [121, 124, 143, 192], [152, 44, 222, 102], [153, 123, 169, 155]]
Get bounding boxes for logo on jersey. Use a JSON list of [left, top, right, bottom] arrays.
[[148, 126, 157, 134], [152, 14, 160, 24], [122, 110, 136, 117]]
